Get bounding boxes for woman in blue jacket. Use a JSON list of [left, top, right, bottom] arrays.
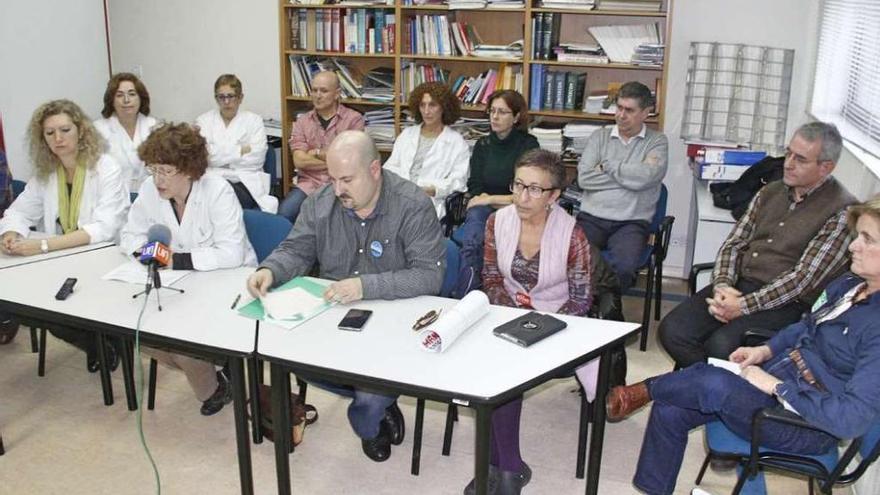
[[608, 197, 880, 495]]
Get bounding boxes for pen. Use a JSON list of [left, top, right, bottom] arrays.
[[230, 294, 241, 310]]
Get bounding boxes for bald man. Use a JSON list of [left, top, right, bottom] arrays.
[[278, 71, 366, 223], [248, 130, 445, 462]]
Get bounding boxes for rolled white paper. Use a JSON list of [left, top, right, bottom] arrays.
[[575, 358, 601, 403], [419, 290, 490, 353]]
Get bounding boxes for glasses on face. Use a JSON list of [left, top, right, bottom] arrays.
[[510, 180, 556, 198], [215, 93, 239, 102], [488, 107, 513, 117], [146, 165, 180, 179], [784, 148, 820, 166]]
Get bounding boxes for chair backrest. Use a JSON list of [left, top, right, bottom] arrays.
[[441, 191, 468, 238], [650, 183, 668, 234], [264, 146, 278, 186], [11, 179, 25, 199], [242, 209, 293, 263], [440, 238, 461, 298]]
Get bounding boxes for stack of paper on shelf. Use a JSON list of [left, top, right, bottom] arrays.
[[449, 0, 487, 7], [632, 43, 664, 66], [595, 0, 661, 11], [588, 23, 662, 64], [539, 0, 595, 10], [449, 116, 491, 147], [361, 67, 395, 102], [364, 108, 395, 148], [554, 43, 608, 63], [531, 124, 564, 153], [486, 0, 525, 8], [563, 122, 603, 159], [471, 40, 523, 58]]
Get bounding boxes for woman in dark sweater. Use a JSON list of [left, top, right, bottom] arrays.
[[457, 90, 538, 280]]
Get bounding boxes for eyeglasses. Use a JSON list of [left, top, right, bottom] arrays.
[[146, 165, 180, 179], [510, 180, 556, 198], [487, 107, 513, 117], [784, 148, 820, 166], [215, 93, 239, 102]]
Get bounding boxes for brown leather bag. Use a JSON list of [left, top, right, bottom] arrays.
[[249, 384, 318, 446]]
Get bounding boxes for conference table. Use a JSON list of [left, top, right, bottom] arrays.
[[258, 295, 640, 495], [0, 246, 259, 495]]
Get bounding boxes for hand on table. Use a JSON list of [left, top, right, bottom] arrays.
[[323, 278, 363, 304], [5, 238, 41, 257], [1, 231, 23, 255], [247, 269, 274, 298]]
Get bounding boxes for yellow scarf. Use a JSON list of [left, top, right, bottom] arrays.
[[56, 164, 86, 234]]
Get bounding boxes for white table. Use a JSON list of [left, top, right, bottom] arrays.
[[257, 295, 640, 495], [0, 241, 114, 270], [0, 247, 259, 494]]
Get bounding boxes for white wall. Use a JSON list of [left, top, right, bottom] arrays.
[[662, 0, 821, 276], [0, 0, 110, 181], [107, 0, 280, 124]]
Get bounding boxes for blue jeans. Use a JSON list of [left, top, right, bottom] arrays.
[[633, 363, 836, 495], [576, 212, 649, 290], [306, 379, 398, 439], [455, 205, 494, 277], [278, 187, 308, 224]]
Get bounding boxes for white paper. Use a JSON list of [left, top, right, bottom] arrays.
[[260, 287, 325, 321], [102, 260, 190, 286], [708, 357, 743, 375], [419, 291, 490, 353]]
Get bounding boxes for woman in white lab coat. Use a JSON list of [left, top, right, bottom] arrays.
[[195, 74, 277, 213], [93, 72, 159, 194], [0, 99, 129, 371], [383, 81, 470, 219], [120, 122, 256, 416]]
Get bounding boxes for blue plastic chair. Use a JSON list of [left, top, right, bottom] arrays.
[[264, 146, 278, 188], [242, 209, 293, 263], [697, 411, 880, 494], [601, 183, 674, 351], [11, 179, 25, 199]]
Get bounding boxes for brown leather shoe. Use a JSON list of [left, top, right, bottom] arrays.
[[606, 382, 651, 422]]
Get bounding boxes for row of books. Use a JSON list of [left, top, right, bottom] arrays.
[[292, 0, 659, 9], [291, 0, 393, 4], [404, 15, 485, 57], [528, 65, 589, 112], [289, 56, 396, 103], [531, 12, 561, 60], [400, 62, 451, 98], [288, 8, 396, 54], [449, 64, 523, 106], [588, 22, 662, 64]]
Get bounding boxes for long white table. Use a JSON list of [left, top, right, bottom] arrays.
[[0, 247, 259, 494], [257, 295, 640, 495], [0, 240, 114, 270]]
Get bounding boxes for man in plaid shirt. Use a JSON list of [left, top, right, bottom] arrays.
[[659, 122, 857, 368]]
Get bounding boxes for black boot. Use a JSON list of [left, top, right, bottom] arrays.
[[497, 469, 524, 495]]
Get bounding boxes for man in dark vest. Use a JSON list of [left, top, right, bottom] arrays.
[[660, 122, 857, 368]]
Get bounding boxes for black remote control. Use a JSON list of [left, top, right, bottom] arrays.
[[55, 278, 78, 300]]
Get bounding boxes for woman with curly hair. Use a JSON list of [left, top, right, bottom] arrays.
[[383, 81, 470, 218], [0, 99, 129, 369], [94, 72, 159, 192], [120, 122, 256, 415]]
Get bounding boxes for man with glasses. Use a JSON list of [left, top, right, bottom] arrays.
[[576, 81, 669, 290], [659, 122, 857, 369], [247, 130, 445, 463], [277, 70, 365, 224]]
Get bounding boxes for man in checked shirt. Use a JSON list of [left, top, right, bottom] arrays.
[[659, 122, 857, 368]]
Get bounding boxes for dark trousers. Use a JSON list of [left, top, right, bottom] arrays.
[[228, 180, 260, 211], [455, 205, 494, 278], [489, 397, 525, 472], [633, 363, 836, 494], [658, 279, 808, 368], [575, 212, 649, 290], [48, 326, 98, 357]]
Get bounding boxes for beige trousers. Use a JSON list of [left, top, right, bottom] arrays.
[[145, 348, 218, 402]]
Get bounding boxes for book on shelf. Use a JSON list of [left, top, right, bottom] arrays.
[[631, 43, 664, 66], [290, 0, 327, 4], [401, 62, 451, 99], [595, 0, 662, 12], [471, 40, 523, 59], [588, 23, 662, 64], [449, 0, 487, 8], [531, 123, 564, 153], [532, 12, 562, 60], [289, 56, 395, 104], [486, 0, 525, 8], [539, 0, 596, 10], [530, 66, 589, 112], [295, 8, 395, 54], [554, 43, 609, 64]]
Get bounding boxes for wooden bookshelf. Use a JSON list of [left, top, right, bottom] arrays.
[[278, 0, 673, 194]]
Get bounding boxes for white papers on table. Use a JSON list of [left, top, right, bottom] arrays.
[[261, 287, 326, 321], [102, 260, 191, 286], [708, 357, 799, 414], [419, 290, 490, 353]]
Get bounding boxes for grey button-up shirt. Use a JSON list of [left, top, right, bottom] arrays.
[[260, 169, 446, 300]]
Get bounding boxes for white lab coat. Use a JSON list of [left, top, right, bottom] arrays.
[[119, 174, 257, 271], [93, 113, 158, 193], [383, 124, 470, 218], [195, 109, 277, 213], [0, 154, 129, 242]]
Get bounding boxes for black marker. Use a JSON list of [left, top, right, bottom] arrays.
[[230, 294, 241, 310]]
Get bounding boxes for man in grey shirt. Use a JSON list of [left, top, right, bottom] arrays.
[[247, 130, 445, 462], [576, 81, 668, 290]]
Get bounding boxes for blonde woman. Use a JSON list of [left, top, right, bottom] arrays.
[[0, 99, 128, 371]]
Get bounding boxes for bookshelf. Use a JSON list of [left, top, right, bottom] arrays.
[[278, 0, 673, 194]]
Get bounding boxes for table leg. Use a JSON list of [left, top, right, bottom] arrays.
[[230, 358, 254, 495], [410, 398, 425, 475], [95, 332, 114, 406], [474, 404, 492, 495], [247, 357, 263, 444], [585, 348, 612, 495], [120, 338, 137, 411], [271, 363, 292, 495]]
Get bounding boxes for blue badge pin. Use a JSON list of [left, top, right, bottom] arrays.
[[370, 240, 383, 258]]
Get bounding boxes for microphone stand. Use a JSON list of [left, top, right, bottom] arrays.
[[132, 262, 185, 311]]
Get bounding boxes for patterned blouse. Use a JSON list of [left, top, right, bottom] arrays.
[[482, 213, 592, 316]]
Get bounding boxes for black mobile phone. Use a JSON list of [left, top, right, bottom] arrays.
[[338, 309, 373, 331], [55, 277, 78, 301]]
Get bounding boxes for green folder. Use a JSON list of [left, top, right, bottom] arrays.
[[237, 276, 332, 323]]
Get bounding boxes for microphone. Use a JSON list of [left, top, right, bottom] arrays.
[[138, 225, 172, 290]]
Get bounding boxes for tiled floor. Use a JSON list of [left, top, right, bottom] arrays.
[[0, 277, 831, 494]]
